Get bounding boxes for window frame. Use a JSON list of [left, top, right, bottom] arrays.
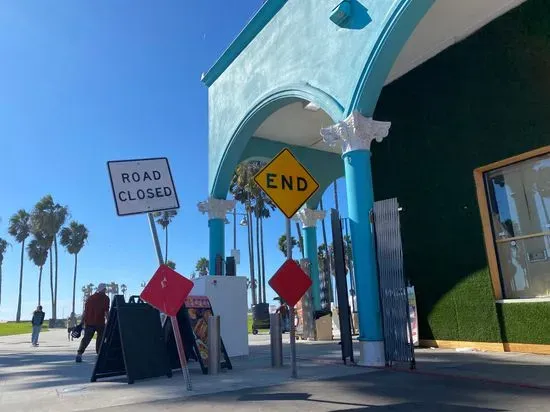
[[474, 146, 550, 301]]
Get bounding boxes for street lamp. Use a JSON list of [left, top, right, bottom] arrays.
[[228, 207, 248, 264]]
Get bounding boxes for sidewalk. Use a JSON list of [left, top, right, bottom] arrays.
[[0, 329, 548, 412]]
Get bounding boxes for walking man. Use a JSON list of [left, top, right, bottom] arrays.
[[76, 283, 110, 363], [31, 305, 45, 347]]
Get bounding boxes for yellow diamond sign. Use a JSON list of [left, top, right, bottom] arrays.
[[254, 148, 319, 219]]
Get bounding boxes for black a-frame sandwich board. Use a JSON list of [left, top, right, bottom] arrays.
[[91, 295, 172, 384], [163, 302, 232, 375]]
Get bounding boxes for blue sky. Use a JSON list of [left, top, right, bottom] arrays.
[[0, 1, 348, 320]]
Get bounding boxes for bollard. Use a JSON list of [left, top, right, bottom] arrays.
[[208, 315, 221, 375], [270, 313, 283, 367]]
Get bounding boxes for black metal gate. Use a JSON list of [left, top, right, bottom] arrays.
[[373, 198, 415, 368]]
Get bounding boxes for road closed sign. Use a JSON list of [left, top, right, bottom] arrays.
[[107, 157, 180, 216]]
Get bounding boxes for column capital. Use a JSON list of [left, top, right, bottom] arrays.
[[292, 208, 326, 228], [197, 197, 236, 220], [320, 111, 391, 154]]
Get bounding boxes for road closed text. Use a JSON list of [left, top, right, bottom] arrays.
[[117, 171, 173, 202]]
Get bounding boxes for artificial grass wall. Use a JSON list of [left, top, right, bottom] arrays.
[[372, 0, 550, 344]]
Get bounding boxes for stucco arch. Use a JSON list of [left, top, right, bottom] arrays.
[[210, 83, 345, 199], [347, 0, 435, 115]]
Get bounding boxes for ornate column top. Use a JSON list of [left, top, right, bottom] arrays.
[[292, 208, 326, 228], [197, 197, 236, 220], [320, 111, 391, 154]]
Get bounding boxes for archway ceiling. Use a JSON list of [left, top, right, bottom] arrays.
[[387, 0, 526, 85], [253, 0, 525, 153]]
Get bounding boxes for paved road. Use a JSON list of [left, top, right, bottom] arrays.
[[103, 370, 550, 412]]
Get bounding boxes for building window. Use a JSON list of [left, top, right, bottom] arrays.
[[476, 148, 550, 300]]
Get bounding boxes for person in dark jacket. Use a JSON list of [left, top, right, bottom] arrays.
[[31, 306, 45, 347]]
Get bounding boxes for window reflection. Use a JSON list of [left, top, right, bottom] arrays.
[[486, 154, 550, 299]]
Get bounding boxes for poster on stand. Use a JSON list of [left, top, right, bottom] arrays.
[[407, 287, 419, 347]]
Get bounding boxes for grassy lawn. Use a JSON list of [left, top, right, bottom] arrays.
[[0, 322, 48, 337]]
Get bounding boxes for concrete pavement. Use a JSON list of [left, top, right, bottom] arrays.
[[104, 370, 550, 412], [0, 329, 549, 411]]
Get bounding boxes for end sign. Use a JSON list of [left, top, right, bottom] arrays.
[[107, 157, 180, 216], [254, 149, 319, 219]]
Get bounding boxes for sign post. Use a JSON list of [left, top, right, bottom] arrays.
[[107, 157, 191, 390], [255, 148, 319, 379], [285, 218, 298, 379], [141, 265, 194, 391]]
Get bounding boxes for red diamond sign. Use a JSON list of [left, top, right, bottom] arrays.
[[140, 265, 194, 316], [268, 260, 312, 307]]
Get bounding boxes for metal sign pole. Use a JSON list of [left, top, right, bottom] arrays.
[[148, 213, 165, 264], [286, 218, 298, 379], [147, 212, 192, 391]]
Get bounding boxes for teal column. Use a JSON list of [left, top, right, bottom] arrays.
[[343, 149, 382, 342], [208, 218, 225, 275], [303, 226, 321, 311], [198, 197, 235, 276], [321, 111, 391, 366]]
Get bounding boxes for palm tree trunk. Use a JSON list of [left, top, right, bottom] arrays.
[[165, 226, 169, 264], [49, 247, 54, 321], [260, 217, 267, 303], [319, 199, 334, 303], [38, 266, 43, 306], [247, 209, 257, 306], [0, 264, 2, 306], [16, 240, 25, 322], [53, 237, 59, 321], [255, 215, 261, 303], [71, 253, 78, 314], [295, 222, 304, 258]]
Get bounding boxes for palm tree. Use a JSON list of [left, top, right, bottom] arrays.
[[278, 234, 298, 257], [120, 284, 127, 298], [230, 161, 276, 306], [60, 221, 89, 315], [31, 195, 68, 322], [166, 260, 176, 270], [0, 238, 9, 306], [254, 193, 275, 303], [153, 210, 177, 263], [27, 235, 49, 306], [196, 257, 209, 276], [230, 162, 259, 305], [319, 198, 334, 302], [9, 210, 31, 322]]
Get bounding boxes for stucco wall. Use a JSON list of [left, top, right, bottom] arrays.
[[372, 0, 550, 343], [206, 0, 406, 195]]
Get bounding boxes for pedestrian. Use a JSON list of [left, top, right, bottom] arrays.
[[75, 283, 110, 363], [31, 305, 45, 347], [276, 302, 290, 333]]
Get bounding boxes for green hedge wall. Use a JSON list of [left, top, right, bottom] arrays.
[[372, 0, 550, 343]]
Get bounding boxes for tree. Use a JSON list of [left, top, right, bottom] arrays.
[[230, 161, 276, 305], [9, 210, 31, 322], [60, 221, 89, 315], [230, 162, 260, 305], [166, 260, 176, 270], [0, 238, 9, 306], [153, 210, 177, 263], [27, 235, 49, 306], [278, 234, 298, 257], [254, 192, 275, 304], [31, 195, 68, 322], [120, 284, 127, 297], [195, 257, 209, 276]]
